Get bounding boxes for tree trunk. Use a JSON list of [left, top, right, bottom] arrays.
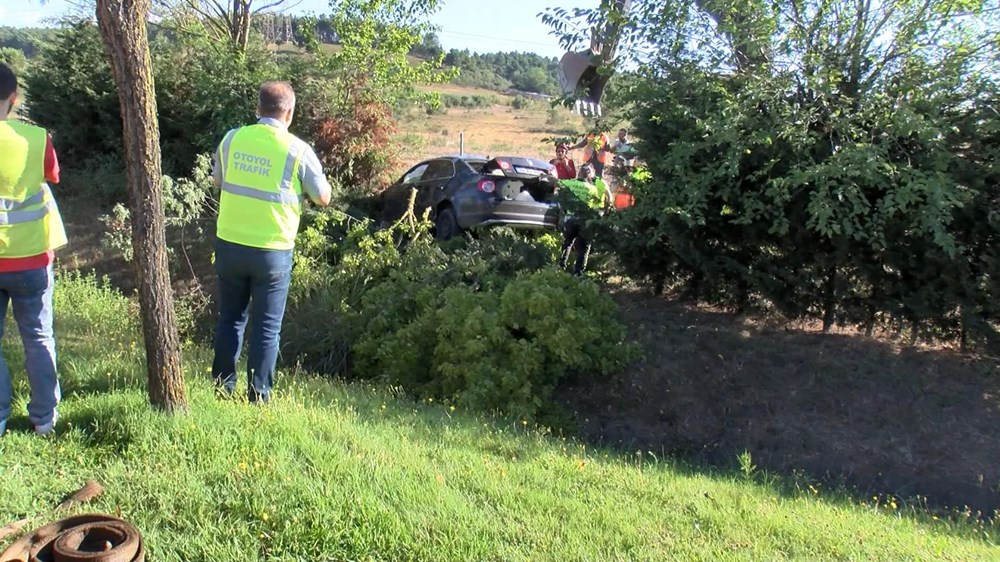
[[96, 0, 187, 413]]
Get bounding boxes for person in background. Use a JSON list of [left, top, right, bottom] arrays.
[[607, 154, 628, 199], [570, 130, 612, 178], [549, 143, 576, 180], [0, 62, 68, 437], [555, 164, 610, 275], [610, 128, 635, 164], [210, 80, 332, 404]]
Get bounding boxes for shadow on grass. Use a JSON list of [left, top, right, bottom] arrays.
[[555, 287, 1000, 520]]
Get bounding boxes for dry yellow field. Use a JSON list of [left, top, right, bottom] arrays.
[[393, 86, 588, 174]]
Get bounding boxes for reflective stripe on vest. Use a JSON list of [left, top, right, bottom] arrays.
[[0, 188, 45, 212], [216, 124, 306, 250], [0, 121, 68, 258], [0, 199, 57, 225]]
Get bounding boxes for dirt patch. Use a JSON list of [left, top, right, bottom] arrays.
[[557, 286, 1000, 516]]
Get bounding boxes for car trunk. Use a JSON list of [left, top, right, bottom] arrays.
[[475, 157, 560, 228], [480, 157, 558, 203]]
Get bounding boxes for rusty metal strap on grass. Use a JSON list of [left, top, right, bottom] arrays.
[[0, 514, 144, 562]]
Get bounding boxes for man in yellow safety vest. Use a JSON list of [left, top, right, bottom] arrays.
[[210, 81, 331, 403], [554, 164, 611, 275], [0, 62, 68, 437]]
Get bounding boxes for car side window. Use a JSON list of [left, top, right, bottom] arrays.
[[461, 160, 487, 174], [402, 164, 429, 185], [422, 160, 456, 181]]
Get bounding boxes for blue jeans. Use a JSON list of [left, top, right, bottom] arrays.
[[0, 265, 60, 432], [211, 239, 293, 403]]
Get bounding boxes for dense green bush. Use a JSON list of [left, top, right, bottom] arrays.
[[153, 28, 279, 174], [24, 21, 275, 201], [356, 267, 626, 419], [554, 0, 1000, 348], [282, 208, 634, 421], [57, 153, 127, 203], [25, 22, 122, 166]]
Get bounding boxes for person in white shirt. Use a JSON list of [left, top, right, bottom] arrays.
[[610, 128, 635, 163]]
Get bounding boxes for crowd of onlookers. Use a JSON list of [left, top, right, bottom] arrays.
[[547, 128, 642, 275]]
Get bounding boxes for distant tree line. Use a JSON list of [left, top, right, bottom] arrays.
[[411, 32, 560, 95], [0, 27, 59, 58]]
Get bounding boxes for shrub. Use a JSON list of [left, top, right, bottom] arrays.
[[554, 0, 1000, 348], [281, 206, 634, 421], [511, 95, 532, 110], [25, 22, 122, 166], [97, 154, 218, 339], [53, 271, 139, 341], [58, 153, 128, 203], [302, 85, 399, 199], [440, 93, 498, 109], [153, 29, 280, 175], [424, 102, 448, 115], [354, 268, 629, 420]]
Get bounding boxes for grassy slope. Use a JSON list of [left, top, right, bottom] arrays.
[[0, 277, 996, 561]]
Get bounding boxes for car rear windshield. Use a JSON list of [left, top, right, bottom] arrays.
[[461, 159, 488, 173]]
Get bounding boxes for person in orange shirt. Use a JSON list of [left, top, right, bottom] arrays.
[[570, 131, 612, 178], [0, 62, 68, 437]]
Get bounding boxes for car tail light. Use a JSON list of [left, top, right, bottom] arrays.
[[497, 159, 511, 170], [478, 179, 496, 193]]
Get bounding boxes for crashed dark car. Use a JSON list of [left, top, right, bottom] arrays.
[[379, 155, 561, 240]]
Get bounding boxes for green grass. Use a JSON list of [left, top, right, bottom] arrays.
[[0, 274, 997, 561]]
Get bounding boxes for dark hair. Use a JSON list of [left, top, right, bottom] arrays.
[[258, 81, 295, 117], [0, 62, 17, 100]]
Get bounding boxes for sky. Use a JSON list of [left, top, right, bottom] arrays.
[[0, 0, 593, 59]]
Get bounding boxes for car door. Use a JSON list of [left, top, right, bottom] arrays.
[[416, 159, 457, 214], [382, 162, 429, 222]]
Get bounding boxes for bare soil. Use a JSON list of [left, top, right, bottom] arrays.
[[58, 199, 216, 299], [556, 286, 1000, 516]]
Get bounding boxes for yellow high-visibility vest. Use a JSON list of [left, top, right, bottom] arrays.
[[0, 121, 68, 258], [216, 124, 307, 250]]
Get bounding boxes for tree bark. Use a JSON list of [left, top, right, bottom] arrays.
[[96, 0, 187, 413]]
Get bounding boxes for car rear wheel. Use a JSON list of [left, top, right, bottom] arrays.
[[434, 207, 461, 240]]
